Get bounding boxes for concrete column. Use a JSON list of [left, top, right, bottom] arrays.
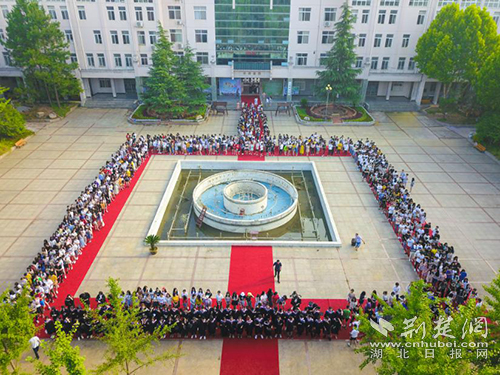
[[415, 77, 426, 106], [433, 82, 442, 104], [360, 79, 369, 103], [135, 77, 143, 100], [78, 77, 86, 105], [82, 78, 92, 98], [110, 79, 117, 98], [286, 78, 292, 102], [211, 76, 217, 101], [386, 81, 392, 101]]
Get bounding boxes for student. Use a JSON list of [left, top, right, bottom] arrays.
[[347, 327, 359, 347], [354, 233, 365, 251], [273, 260, 282, 283], [29, 335, 41, 360]]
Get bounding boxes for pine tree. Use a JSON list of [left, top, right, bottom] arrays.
[[2, 0, 81, 106], [142, 25, 185, 119], [173, 46, 208, 111], [315, 3, 361, 105]]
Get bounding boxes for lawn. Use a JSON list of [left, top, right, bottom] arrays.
[[0, 128, 34, 155], [132, 104, 207, 120], [295, 105, 374, 123]]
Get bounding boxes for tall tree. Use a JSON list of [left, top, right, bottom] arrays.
[[315, 3, 360, 105], [476, 49, 500, 113], [0, 288, 36, 374], [415, 4, 500, 98], [91, 278, 177, 375], [478, 272, 500, 373], [3, 0, 81, 106], [142, 24, 185, 119], [31, 322, 86, 375], [173, 46, 208, 110], [0, 86, 27, 139], [356, 280, 487, 375]]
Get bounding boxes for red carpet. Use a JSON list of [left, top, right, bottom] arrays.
[[237, 154, 266, 161], [50, 155, 150, 308], [241, 95, 260, 106], [220, 339, 279, 375]]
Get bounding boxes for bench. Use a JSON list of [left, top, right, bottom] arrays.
[[474, 143, 486, 153], [15, 139, 27, 148], [211, 101, 228, 115]]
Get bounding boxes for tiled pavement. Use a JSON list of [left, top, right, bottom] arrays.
[[1, 108, 499, 374]]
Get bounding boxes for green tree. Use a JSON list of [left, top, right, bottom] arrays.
[[474, 113, 500, 147], [31, 322, 86, 375], [3, 0, 81, 106], [0, 287, 36, 374], [315, 3, 360, 104], [476, 49, 500, 113], [142, 25, 185, 119], [0, 87, 27, 139], [478, 272, 500, 373], [173, 46, 208, 111], [91, 278, 177, 375], [415, 4, 500, 99], [356, 280, 487, 375]]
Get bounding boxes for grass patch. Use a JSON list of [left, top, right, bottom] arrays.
[[295, 106, 326, 122], [0, 128, 34, 155], [132, 104, 207, 120], [296, 105, 374, 123], [50, 104, 73, 118], [344, 106, 374, 123], [23, 103, 75, 120]]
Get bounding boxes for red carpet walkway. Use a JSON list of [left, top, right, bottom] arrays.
[[220, 246, 279, 375]]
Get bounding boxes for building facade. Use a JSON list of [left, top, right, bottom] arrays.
[[0, 0, 498, 105]]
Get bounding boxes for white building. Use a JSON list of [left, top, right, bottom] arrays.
[[0, 0, 498, 106]]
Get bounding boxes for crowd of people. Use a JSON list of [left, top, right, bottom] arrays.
[[352, 139, 477, 310]]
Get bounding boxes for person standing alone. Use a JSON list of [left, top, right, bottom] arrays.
[[273, 260, 282, 283], [29, 335, 41, 360]]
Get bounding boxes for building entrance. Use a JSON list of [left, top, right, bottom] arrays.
[[241, 78, 260, 95]]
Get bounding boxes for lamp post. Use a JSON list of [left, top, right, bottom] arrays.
[[325, 84, 333, 120]]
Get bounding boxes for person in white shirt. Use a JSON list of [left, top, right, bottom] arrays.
[[29, 336, 41, 359], [348, 328, 359, 347]]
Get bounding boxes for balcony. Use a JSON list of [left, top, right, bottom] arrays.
[[233, 61, 270, 71]]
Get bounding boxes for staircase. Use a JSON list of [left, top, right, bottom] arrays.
[[83, 97, 138, 109], [196, 207, 207, 228], [365, 99, 420, 112]]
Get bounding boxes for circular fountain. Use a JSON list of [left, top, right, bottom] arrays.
[[192, 170, 298, 233]]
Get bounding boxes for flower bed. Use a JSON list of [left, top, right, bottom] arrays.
[[129, 104, 209, 124], [294, 105, 374, 125]]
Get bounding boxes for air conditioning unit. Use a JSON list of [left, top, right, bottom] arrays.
[[136, 21, 144, 28], [176, 20, 183, 25], [324, 21, 332, 27], [364, 57, 371, 65], [176, 43, 183, 49]]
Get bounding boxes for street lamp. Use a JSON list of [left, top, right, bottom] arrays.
[[325, 84, 333, 120]]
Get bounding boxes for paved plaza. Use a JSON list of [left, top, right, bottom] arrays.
[[1, 108, 499, 373]]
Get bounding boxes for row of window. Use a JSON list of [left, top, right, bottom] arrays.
[[295, 53, 416, 71], [83, 51, 209, 68], [358, 33, 411, 48], [297, 31, 335, 45], [74, 5, 207, 22]]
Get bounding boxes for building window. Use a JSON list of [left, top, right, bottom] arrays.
[[111, 30, 119, 44], [196, 52, 209, 64], [319, 53, 328, 66], [397, 57, 406, 70], [114, 54, 122, 67], [94, 30, 102, 44], [195, 29, 207, 43], [149, 31, 157, 44], [194, 6, 206, 20], [86, 53, 95, 67], [358, 33, 366, 47], [409, 0, 429, 5], [352, 0, 371, 5], [48, 6, 57, 20], [125, 54, 133, 67], [370, 57, 378, 70], [122, 31, 130, 44], [296, 53, 308, 66], [0, 29, 4, 41], [78, 6, 86, 20], [99, 78, 111, 88], [107, 6, 115, 20], [174, 51, 184, 58], [299, 8, 311, 21], [64, 30, 73, 43], [385, 34, 393, 48], [352, 9, 359, 22], [380, 0, 400, 5], [381, 57, 389, 70], [3, 52, 11, 66], [355, 56, 363, 68], [70, 53, 78, 64], [374, 34, 382, 47], [1, 6, 8, 19], [146, 7, 154, 21], [61, 6, 69, 20], [408, 57, 416, 70], [402, 34, 410, 48], [168, 6, 181, 20], [297, 31, 309, 44], [322, 31, 335, 44], [119, 6, 127, 20], [324, 8, 336, 22], [97, 54, 106, 67], [484, 0, 500, 7], [135, 7, 143, 21], [361, 10, 369, 23], [389, 10, 397, 24], [137, 31, 146, 45], [170, 29, 182, 43], [461, 0, 478, 7], [378, 10, 386, 24], [417, 10, 426, 25], [493, 12, 500, 25], [140, 54, 148, 65]]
